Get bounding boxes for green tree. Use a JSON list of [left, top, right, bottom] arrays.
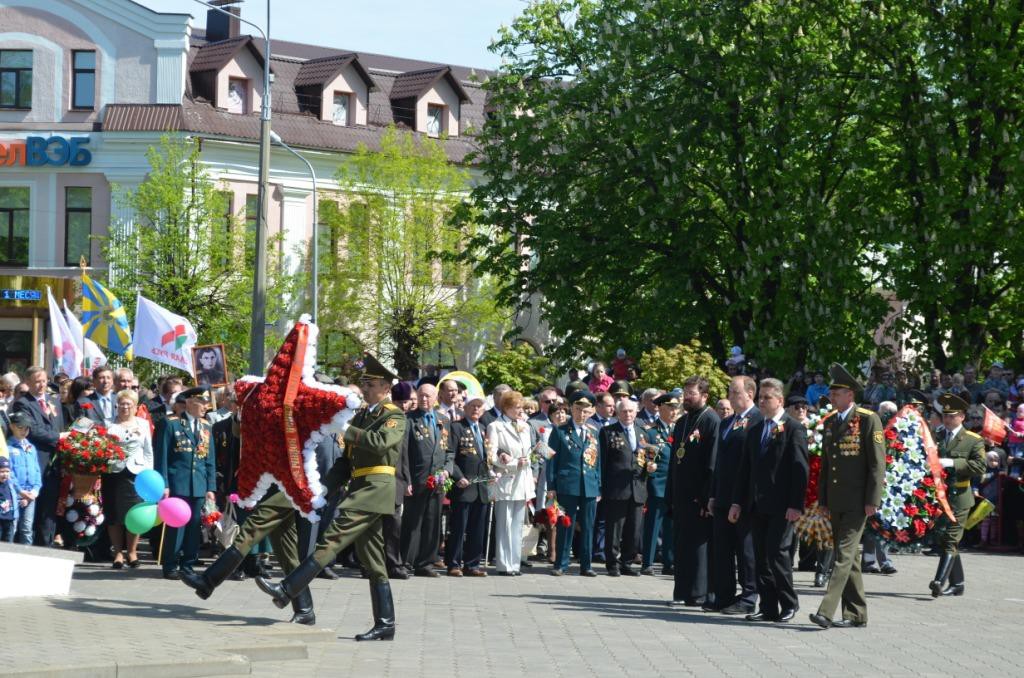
[[103, 135, 293, 382], [633, 342, 730, 402], [461, 0, 891, 373], [318, 126, 509, 376], [473, 342, 554, 394]]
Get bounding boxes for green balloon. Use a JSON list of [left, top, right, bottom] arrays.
[[125, 502, 159, 535]]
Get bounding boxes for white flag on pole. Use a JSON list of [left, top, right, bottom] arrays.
[[132, 294, 198, 374], [47, 287, 82, 378], [63, 300, 106, 374]]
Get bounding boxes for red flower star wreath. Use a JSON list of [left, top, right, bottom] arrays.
[[234, 315, 361, 520]]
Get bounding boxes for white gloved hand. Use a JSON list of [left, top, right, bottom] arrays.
[[940, 458, 955, 469]]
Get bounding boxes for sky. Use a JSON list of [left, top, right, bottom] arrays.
[[137, 0, 527, 69]]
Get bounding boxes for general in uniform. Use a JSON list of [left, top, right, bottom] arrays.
[[810, 364, 884, 629], [546, 389, 602, 576], [929, 393, 986, 597], [257, 355, 407, 641], [155, 387, 217, 579]]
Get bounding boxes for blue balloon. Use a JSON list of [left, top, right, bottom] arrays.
[[134, 469, 166, 503]]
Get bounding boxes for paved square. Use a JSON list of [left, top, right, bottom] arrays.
[[3, 550, 1022, 677]]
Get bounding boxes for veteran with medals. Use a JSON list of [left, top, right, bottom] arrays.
[[928, 393, 986, 598], [546, 390, 602, 576], [810, 364, 885, 629], [256, 354, 407, 641]]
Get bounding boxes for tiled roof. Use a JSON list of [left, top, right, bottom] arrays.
[[190, 35, 268, 73], [103, 104, 183, 131], [389, 66, 471, 103], [293, 53, 375, 90]]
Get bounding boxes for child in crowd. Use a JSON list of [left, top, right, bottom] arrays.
[[7, 411, 41, 545], [0, 457, 20, 542], [975, 450, 1004, 548]]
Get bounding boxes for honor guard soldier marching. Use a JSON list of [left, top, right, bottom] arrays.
[[810, 364, 885, 629], [928, 393, 986, 598], [256, 354, 407, 641], [155, 387, 217, 580]]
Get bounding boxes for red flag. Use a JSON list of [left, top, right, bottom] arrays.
[[981, 405, 1008, 445]]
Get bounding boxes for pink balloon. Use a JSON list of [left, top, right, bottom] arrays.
[[157, 497, 192, 528]]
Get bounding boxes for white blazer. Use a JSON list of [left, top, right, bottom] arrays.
[[486, 417, 535, 502], [109, 418, 154, 475]]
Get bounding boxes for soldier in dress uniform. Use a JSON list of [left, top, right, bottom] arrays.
[[546, 389, 602, 576], [640, 392, 679, 575], [928, 393, 986, 597], [257, 355, 407, 641], [155, 387, 217, 580], [809, 364, 885, 629]]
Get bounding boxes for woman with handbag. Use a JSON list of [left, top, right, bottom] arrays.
[[486, 391, 535, 575], [106, 389, 154, 568]]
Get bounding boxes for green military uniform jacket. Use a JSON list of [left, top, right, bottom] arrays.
[[939, 427, 986, 511], [155, 415, 217, 498], [339, 400, 407, 515], [818, 406, 885, 512]]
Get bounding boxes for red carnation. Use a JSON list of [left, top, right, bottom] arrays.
[[558, 515, 571, 527], [922, 476, 935, 487], [884, 428, 897, 440], [904, 505, 919, 517], [81, 403, 93, 410], [913, 488, 926, 500], [895, 529, 910, 543], [913, 519, 926, 537], [885, 455, 894, 465], [667, 436, 674, 445]]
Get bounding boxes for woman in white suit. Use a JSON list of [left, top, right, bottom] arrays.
[[106, 389, 154, 568], [486, 390, 535, 575]]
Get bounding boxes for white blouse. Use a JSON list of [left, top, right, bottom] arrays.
[[108, 417, 154, 475]]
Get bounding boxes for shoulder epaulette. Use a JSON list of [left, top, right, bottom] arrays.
[[964, 430, 982, 439], [167, 416, 180, 421], [856, 407, 874, 416], [383, 403, 400, 412]]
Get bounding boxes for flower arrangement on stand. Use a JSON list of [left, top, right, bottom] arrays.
[[58, 419, 126, 498], [868, 406, 951, 544], [62, 492, 105, 547], [796, 404, 834, 549]]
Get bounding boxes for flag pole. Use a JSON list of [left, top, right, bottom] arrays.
[[78, 257, 88, 374], [157, 522, 167, 566]]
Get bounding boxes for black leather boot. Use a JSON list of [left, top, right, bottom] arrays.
[[929, 553, 954, 597], [289, 587, 316, 625], [256, 557, 322, 609], [354, 581, 395, 641], [814, 549, 834, 588], [181, 546, 245, 600], [242, 554, 263, 578], [942, 554, 965, 596]]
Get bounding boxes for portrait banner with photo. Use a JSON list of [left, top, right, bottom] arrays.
[[193, 344, 228, 387]]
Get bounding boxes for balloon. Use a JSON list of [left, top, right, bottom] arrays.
[[134, 469, 167, 503], [438, 371, 485, 399], [125, 502, 159, 535], [158, 497, 192, 528], [66, 509, 79, 523]]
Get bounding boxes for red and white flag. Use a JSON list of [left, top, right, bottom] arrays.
[[981, 405, 1008, 446], [133, 294, 198, 374], [47, 287, 82, 378]]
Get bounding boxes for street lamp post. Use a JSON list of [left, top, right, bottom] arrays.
[[194, 0, 272, 375], [270, 131, 319, 325]]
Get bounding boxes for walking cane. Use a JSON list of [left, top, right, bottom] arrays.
[[484, 500, 494, 566], [156, 522, 167, 566]]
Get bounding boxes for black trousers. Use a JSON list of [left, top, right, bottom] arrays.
[[400, 487, 442, 570], [673, 499, 711, 602], [751, 512, 798, 615], [382, 503, 403, 571], [712, 509, 757, 607], [603, 499, 642, 569], [446, 500, 487, 569]]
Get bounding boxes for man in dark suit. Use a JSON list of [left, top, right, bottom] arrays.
[[729, 378, 808, 623], [712, 376, 763, 615], [383, 381, 414, 579], [445, 393, 492, 576], [82, 365, 116, 425], [666, 376, 720, 607], [147, 376, 184, 424], [436, 378, 463, 423], [13, 366, 65, 546], [155, 387, 217, 579], [401, 382, 452, 576], [599, 397, 648, 576], [480, 384, 511, 429]]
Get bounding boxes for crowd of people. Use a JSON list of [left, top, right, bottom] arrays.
[[1, 350, 1022, 631]]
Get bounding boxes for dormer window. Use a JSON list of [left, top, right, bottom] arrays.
[[426, 104, 445, 137], [227, 77, 248, 114], [332, 91, 351, 126]]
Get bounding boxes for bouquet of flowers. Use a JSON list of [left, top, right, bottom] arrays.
[[425, 469, 453, 494], [530, 426, 556, 464], [534, 500, 571, 527], [58, 419, 125, 476], [201, 498, 222, 527], [868, 406, 950, 544]]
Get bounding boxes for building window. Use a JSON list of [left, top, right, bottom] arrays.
[[426, 104, 445, 137], [0, 187, 30, 266], [245, 193, 258, 235], [332, 92, 351, 126], [0, 50, 32, 110], [227, 78, 248, 114], [65, 187, 92, 266], [72, 50, 96, 110]]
